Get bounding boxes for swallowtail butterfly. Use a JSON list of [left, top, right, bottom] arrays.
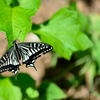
[[0, 40, 53, 80]]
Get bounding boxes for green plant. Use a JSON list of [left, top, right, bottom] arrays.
[[0, 0, 96, 100]]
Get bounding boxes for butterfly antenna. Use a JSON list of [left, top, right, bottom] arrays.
[[17, 30, 22, 40]]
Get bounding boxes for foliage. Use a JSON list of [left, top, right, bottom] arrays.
[[0, 0, 100, 100], [0, 78, 22, 100], [0, 0, 40, 48], [10, 73, 39, 100], [38, 81, 66, 100], [33, 7, 92, 60]]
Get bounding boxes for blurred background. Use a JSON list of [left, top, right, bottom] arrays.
[[1, 0, 100, 100]]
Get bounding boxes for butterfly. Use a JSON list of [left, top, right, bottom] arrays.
[[0, 40, 53, 80]]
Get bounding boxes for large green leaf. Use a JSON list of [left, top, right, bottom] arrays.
[[33, 7, 93, 60], [0, 0, 41, 48], [10, 73, 39, 100], [3, 0, 13, 5], [0, 78, 22, 100], [38, 81, 66, 100]]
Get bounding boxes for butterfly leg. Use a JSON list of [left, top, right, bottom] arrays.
[[11, 69, 18, 80], [14, 65, 21, 79]]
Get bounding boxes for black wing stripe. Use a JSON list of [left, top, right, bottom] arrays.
[[34, 43, 36, 48], [21, 46, 32, 56], [3, 56, 6, 60], [37, 43, 41, 48], [30, 48, 35, 54]]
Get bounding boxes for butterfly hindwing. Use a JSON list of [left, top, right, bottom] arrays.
[[18, 42, 53, 69]]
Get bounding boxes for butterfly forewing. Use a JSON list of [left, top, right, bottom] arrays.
[[18, 42, 53, 68], [0, 46, 20, 73]]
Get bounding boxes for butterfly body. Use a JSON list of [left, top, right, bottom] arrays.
[[0, 40, 53, 79], [13, 40, 21, 61]]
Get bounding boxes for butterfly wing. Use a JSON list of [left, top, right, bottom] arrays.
[[0, 46, 21, 78], [18, 42, 53, 70]]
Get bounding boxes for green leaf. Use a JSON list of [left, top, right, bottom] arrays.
[[0, 78, 22, 100], [18, 0, 41, 11], [78, 12, 89, 31], [26, 87, 39, 99], [33, 7, 93, 60], [79, 59, 91, 76], [69, 2, 89, 31], [38, 81, 66, 100], [10, 73, 39, 100], [0, 0, 41, 48], [3, 0, 13, 5]]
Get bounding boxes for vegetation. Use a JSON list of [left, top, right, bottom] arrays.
[[0, 0, 100, 100]]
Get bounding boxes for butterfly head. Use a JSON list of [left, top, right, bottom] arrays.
[[13, 40, 17, 44]]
